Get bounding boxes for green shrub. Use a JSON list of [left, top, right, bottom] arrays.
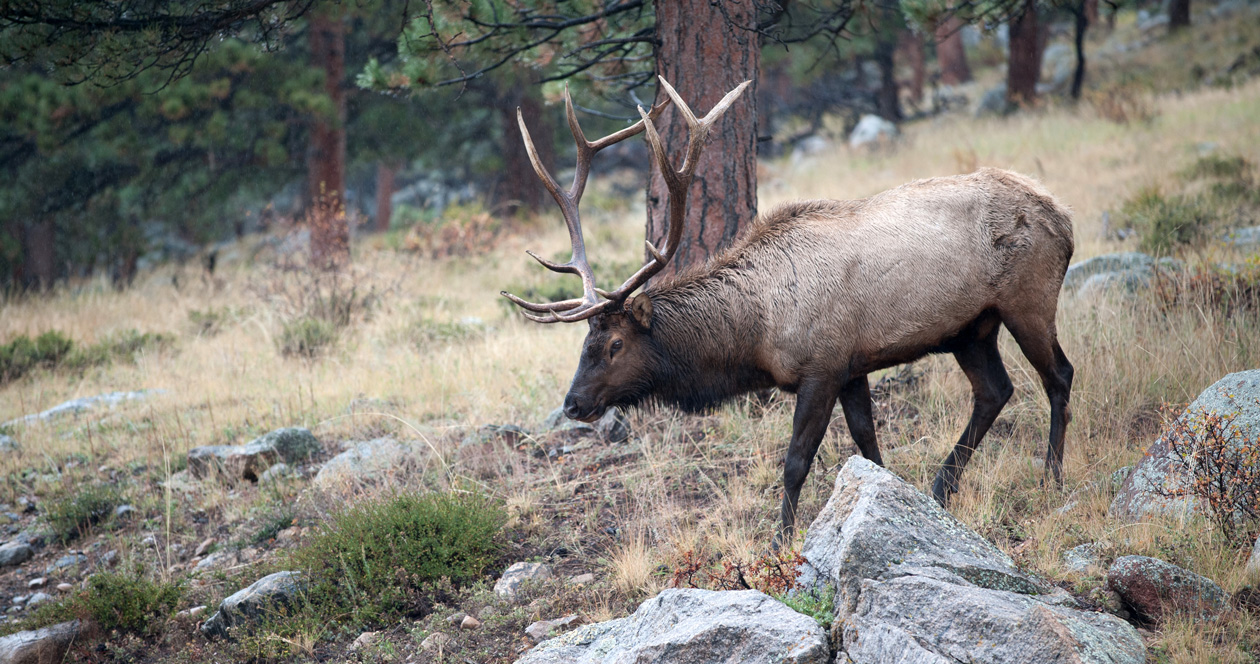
[[10, 567, 182, 637], [408, 317, 483, 350], [0, 331, 74, 382], [1121, 187, 1217, 255], [279, 316, 338, 358], [77, 568, 183, 634], [1184, 154, 1253, 181], [776, 585, 836, 628], [43, 482, 121, 543], [289, 491, 506, 628]]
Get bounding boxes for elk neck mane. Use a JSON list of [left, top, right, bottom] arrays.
[[635, 200, 850, 412]]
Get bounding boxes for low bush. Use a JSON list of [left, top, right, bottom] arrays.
[[1120, 187, 1218, 255], [289, 491, 506, 629], [0, 331, 73, 382], [1154, 400, 1260, 545], [43, 482, 122, 543], [1153, 257, 1260, 315], [6, 566, 182, 638], [278, 316, 338, 358], [0, 329, 170, 383]]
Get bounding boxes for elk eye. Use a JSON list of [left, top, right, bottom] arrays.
[[610, 339, 623, 357]]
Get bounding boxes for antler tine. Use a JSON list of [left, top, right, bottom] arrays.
[[503, 89, 676, 323], [595, 78, 751, 303]]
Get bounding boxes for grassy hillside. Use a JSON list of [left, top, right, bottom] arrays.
[[2, 9, 1260, 663]]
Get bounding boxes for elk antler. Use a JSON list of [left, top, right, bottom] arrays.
[[502, 77, 751, 323]]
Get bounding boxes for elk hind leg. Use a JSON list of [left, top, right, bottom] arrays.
[[1004, 316, 1075, 487], [777, 380, 839, 548], [932, 323, 1013, 505]]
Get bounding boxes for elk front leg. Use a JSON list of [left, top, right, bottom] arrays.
[[776, 380, 839, 548], [838, 375, 883, 466]]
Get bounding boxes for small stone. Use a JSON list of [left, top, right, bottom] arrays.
[[195, 550, 236, 571], [0, 620, 81, 661], [6, 606, 21, 614], [189, 605, 207, 618], [350, 630, 381, 651], [141, 536, 157, 548], [493, 562, 553, 599], [276, 527, 300, 543], [26, 578, 46, 590], [101, 550, 118, 567], [1247, 533, 1260, 577], [45, 553, 87, 574], [97, 465, 111, 474], [0, 542, 33, 568], [420, 632, 453, 652], [524, 615, 583, 643], [1108, 555, 1230, 622], [194, 537, 216, 558], [55, 583, 73, 593], [445, 612, 466, 626], [26, 592, 52, 607], [1063, 543, 1104, 573], [113, 504, 137, 519], [569, 573, 595, 586], [259, 463, 291, 484], [12, 596, 27, 605], [460, 615, 482, 630], [201, 571, 305, 639], [0, 435, 19, 452]]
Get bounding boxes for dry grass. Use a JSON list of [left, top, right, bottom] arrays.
[[2, 37, 1260, 664]]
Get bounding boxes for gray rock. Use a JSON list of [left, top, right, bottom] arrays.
[[420, 632, 453, 652], [1063, 543, 1104, 574], [515, 589, 829, 664], [494, 562, 553, 599], [0, 543, 32, 568], [848, 114, 898, 149], [113, 504, 136, 519], [1110, 370, 1260, 522], [194, 537, 216, 558], [1108, 555, 1230, 622], [313, 438, 415, 489], [1, 390, 166, 428], [543, 407, 631, 443], [201, 571, 304, 639], [524, 615, 582, 642], [44, 554, 86, 574], [1062, 252, 1183, 297], [569, 573, 596, 586], [799, 456, 1048, 613], [195, 550, 237, 572], [841, 575, 1144, 664], [975, 83, 1011, 117], [25, 579, 45, 590], [0, 620, 82, 664], [258, 463, 292, 483], [1040, 43, 1075, 94], [188, 427, 319, 482], [790, 135, 832, 164], [0, 436, 18, 453], [803, 457, 1146, 664], [23, 593, 51, 608], [1224, 226, 1260, 249]]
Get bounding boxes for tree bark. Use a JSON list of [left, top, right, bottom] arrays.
[[1007, 0, 1043, 108], [375, 160, 399, 232], [648, 0, 759, 278], [1071, 1, 1089, 100], [1085, 0, 1099, 26], [1168, 0, 1191, 31], [935, 15, 972, 86], [498, 83, 555, 216], [898, 30, 927, 108], [874, 35, 903, 122], [22, 217, 55, 289], [307, 10, 348, 268]]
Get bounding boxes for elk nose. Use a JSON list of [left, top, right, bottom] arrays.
[[563, 395, 583, 420]]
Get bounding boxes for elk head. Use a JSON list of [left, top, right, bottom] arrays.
[[501, 77, 750, 422]]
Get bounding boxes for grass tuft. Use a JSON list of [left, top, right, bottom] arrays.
[[43, 482, 122, 543]]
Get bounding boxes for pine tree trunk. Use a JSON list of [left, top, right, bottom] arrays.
[[1071, 1, 1089, 100], [647, 0, 758, 279], [308, 10, 348, 268], [874, 35, 903, 122], [498, 83, 555, 216], [22, 217, 55, 289], [935, 15, 972, 86], [899, 30, 927, 108], [1007, 0, 1043, 108], [375, 160, 398, 232], [1168, 0, 1191, 31]]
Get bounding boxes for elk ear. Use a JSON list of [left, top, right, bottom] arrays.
[[627, 294, 653, 330]]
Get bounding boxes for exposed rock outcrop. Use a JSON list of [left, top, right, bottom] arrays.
[[515, 589, 829, 664], [804, 457, 1146, 664]]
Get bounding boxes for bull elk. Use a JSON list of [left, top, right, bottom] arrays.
[[503, 78, 1075, 543]]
